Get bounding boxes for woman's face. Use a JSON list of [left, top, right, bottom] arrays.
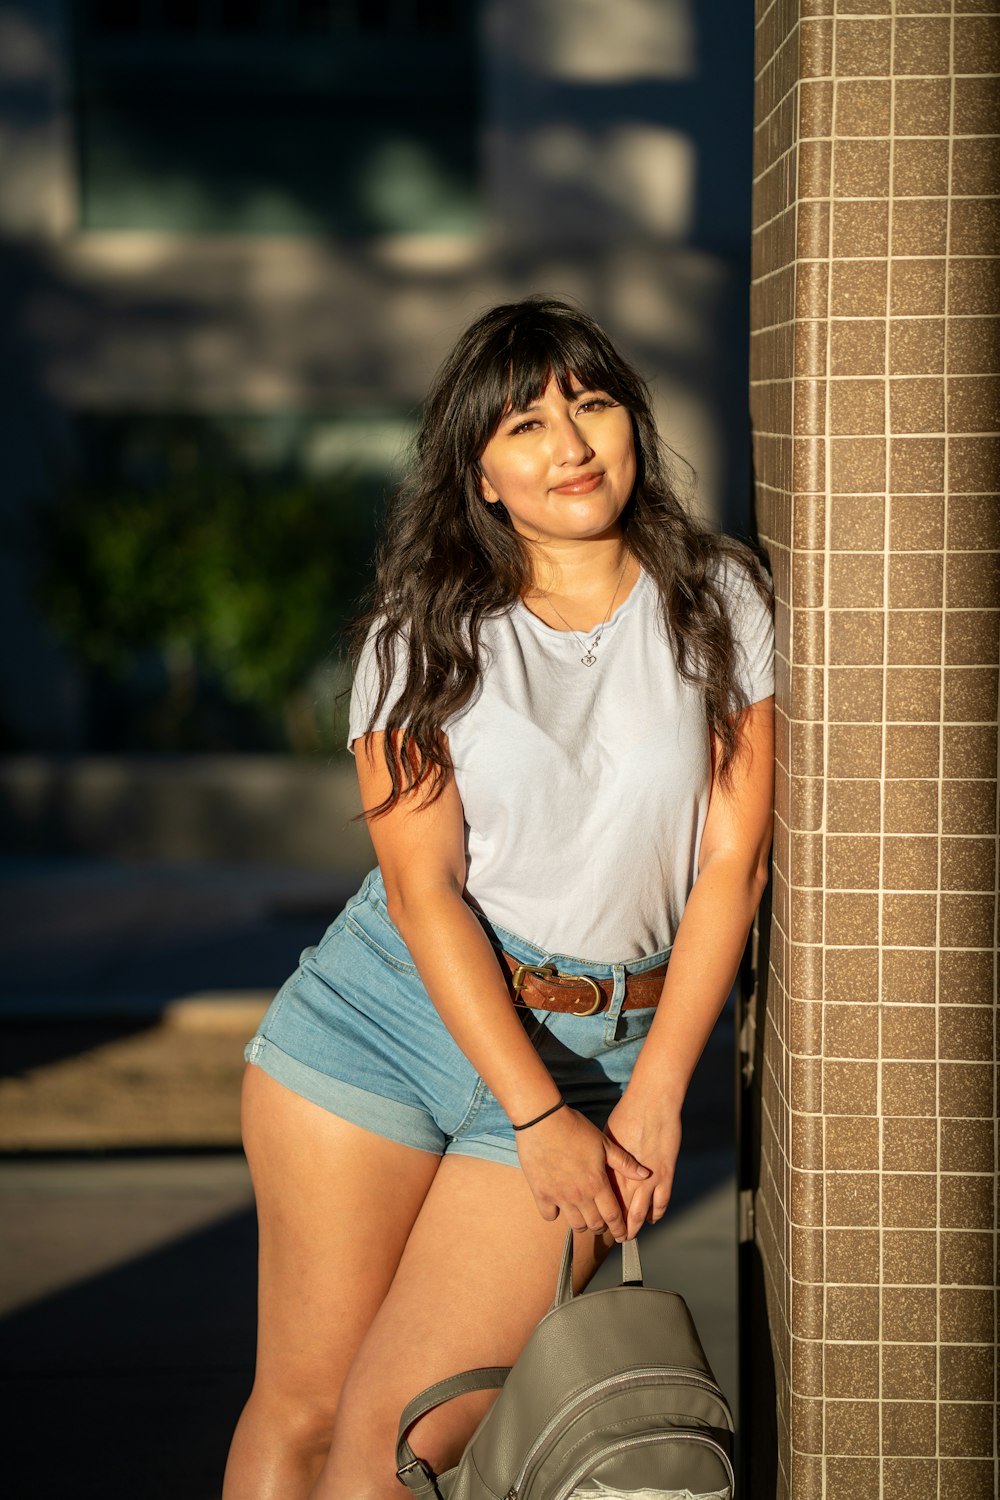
[[477, 373, 636, 546]]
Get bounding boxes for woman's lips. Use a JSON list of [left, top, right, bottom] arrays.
[[550, 471, 604, 494]]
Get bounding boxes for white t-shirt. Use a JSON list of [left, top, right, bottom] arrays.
[[348, 564, 773, 962]]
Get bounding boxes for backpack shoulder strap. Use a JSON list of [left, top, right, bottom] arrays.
[[396, 1366, 511, 1494]]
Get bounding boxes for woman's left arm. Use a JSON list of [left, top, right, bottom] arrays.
[[606, 694, 774, 1238]]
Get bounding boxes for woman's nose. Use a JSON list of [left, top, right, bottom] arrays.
[[552, 415, 593, 465]]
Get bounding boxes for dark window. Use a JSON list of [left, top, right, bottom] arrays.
[[72, 0, 481, 233]]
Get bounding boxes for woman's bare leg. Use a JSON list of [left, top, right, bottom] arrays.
[[222, 1065, 441, 1500], [313, 1153, 614, 1500]]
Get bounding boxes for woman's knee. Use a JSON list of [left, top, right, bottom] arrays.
[[245, 1373, 339, 1458]]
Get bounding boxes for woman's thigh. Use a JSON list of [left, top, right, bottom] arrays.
[[241, 1063, 442, 1423], [316, 1152, 614, 1498]]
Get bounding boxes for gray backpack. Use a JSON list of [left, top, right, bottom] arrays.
[[396, 1231, 735, 1500]]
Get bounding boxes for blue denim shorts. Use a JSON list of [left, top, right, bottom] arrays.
[[245, 867, 671, 1168]]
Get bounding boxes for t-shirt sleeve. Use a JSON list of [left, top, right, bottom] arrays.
[[724, 559, 775, 706], [346, 621, 409, 754]]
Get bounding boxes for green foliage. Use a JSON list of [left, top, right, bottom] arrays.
[[27, 454, 379, 752]]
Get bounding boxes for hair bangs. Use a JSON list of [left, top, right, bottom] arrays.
[[471, 316, 629, 456]]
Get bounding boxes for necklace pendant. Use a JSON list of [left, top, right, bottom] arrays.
[[581, 651, 597, 667]]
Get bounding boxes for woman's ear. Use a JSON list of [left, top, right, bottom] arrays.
[[479, 470, 500, 506]]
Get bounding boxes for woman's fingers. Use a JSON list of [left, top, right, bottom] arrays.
[[603, 1138, 652, 1182], [625, 1184, 654, 1239], [594, 1188, 627, 1241]]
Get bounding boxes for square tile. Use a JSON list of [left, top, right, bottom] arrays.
[[884, 778, 939, 834], [828, 723, 883, 778], [885, 724, 939, 778], [826, 891, 879, 947], [949, 198, 1000, 258], [942, 666, 998, 724], [940, 1173, 994, 1232], [889, 436, 945, 494], [824, 1343, 879, 1399], [825, 1225, 879, 1282], [830, 319, 886, 377], [894, 77, 950, 136], [824, 663, 885, 723], [882, 1228, 936, 1284], [826, 835, 881, 889], [829, 379, 885, 436], [890, 258, 946, 317], [889, 377, 944, 434], [881, 948, 937, 1004], [830, 552, 884, 608], [939, 1231, 993, 1289], [939, 1345, 996, 1402], [832, 201, 888, 259], [954, 72, 1000, 136], [830, 494, 885, 549], [882, 1401, 937, 1457], [946, 496, 1000, 552], [825, 1114, 879, 1171], [882, 1284, 936, 1341], [882, 1114, 936, 1171], [948, 260, 998, 317], [835, 78, 891, 136], [942, 724, 996, 779], [882, 892, 937, 947], [882, 1003, 936, 1058], [889, 318, 945, 377], [883, 1171, 937, 1229], [885, 665, 941, 722], [939, 1287, 993, 1343], [940, 1006, 994, 1064], [940, 892, 995, 949], [834, 138, 890, 197], [829, 610, 885, 666], [882, 1342, 937, 1400], [947, 548, 1000, 608], [880, 1060, 937, 1116], [888, 494, 944, 549], [826, 1283, 880, 1341], [952, 138, 1000, 198], [887, 610, 942, 666], [944, 609, 1000, 668], [835, 18, 892, 78]]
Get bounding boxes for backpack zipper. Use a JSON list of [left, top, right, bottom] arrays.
[[553, 1430, 735, 1500], [503, 1366, 731, 1500]]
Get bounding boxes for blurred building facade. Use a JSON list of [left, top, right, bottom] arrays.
[[0, 0, 754, 752]]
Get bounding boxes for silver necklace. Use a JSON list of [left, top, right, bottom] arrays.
[[541, 553, 632, 667]]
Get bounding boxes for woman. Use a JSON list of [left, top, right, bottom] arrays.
[[223, 297, 774, 1500]]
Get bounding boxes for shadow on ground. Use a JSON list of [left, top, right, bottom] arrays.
[[1, 1204, 256, 1500]]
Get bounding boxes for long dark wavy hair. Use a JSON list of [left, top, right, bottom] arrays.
[[351, 297, 771, 816]]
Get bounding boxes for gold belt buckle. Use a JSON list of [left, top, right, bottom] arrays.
[[510, 963, 557, 1003], [510, 963, 603, 1017]]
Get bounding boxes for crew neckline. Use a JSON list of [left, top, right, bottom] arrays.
[[514, 565, 649, 639]]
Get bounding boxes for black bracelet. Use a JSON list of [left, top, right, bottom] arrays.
[[512, 1098, 567, 1132]]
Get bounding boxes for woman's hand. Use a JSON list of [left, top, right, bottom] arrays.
[[515, 1106, 651, 1243], [604, 1093, 683, 1240]]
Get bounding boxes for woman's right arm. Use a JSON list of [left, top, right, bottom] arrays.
[[354, 732, 648, 1239]]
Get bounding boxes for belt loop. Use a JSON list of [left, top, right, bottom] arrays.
[[604, 964, 627, 1044]]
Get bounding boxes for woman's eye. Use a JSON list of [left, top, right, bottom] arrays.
[[508, 419, 538, 435], [579, 397, 614, 413]]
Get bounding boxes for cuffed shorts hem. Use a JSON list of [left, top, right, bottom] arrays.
[[245, 1034, 444, 1157]]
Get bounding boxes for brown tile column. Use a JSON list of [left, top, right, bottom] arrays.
[[745, 4, 998, 1497]]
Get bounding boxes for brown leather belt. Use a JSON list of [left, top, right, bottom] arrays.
[[500, 952, 668, 1017]]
